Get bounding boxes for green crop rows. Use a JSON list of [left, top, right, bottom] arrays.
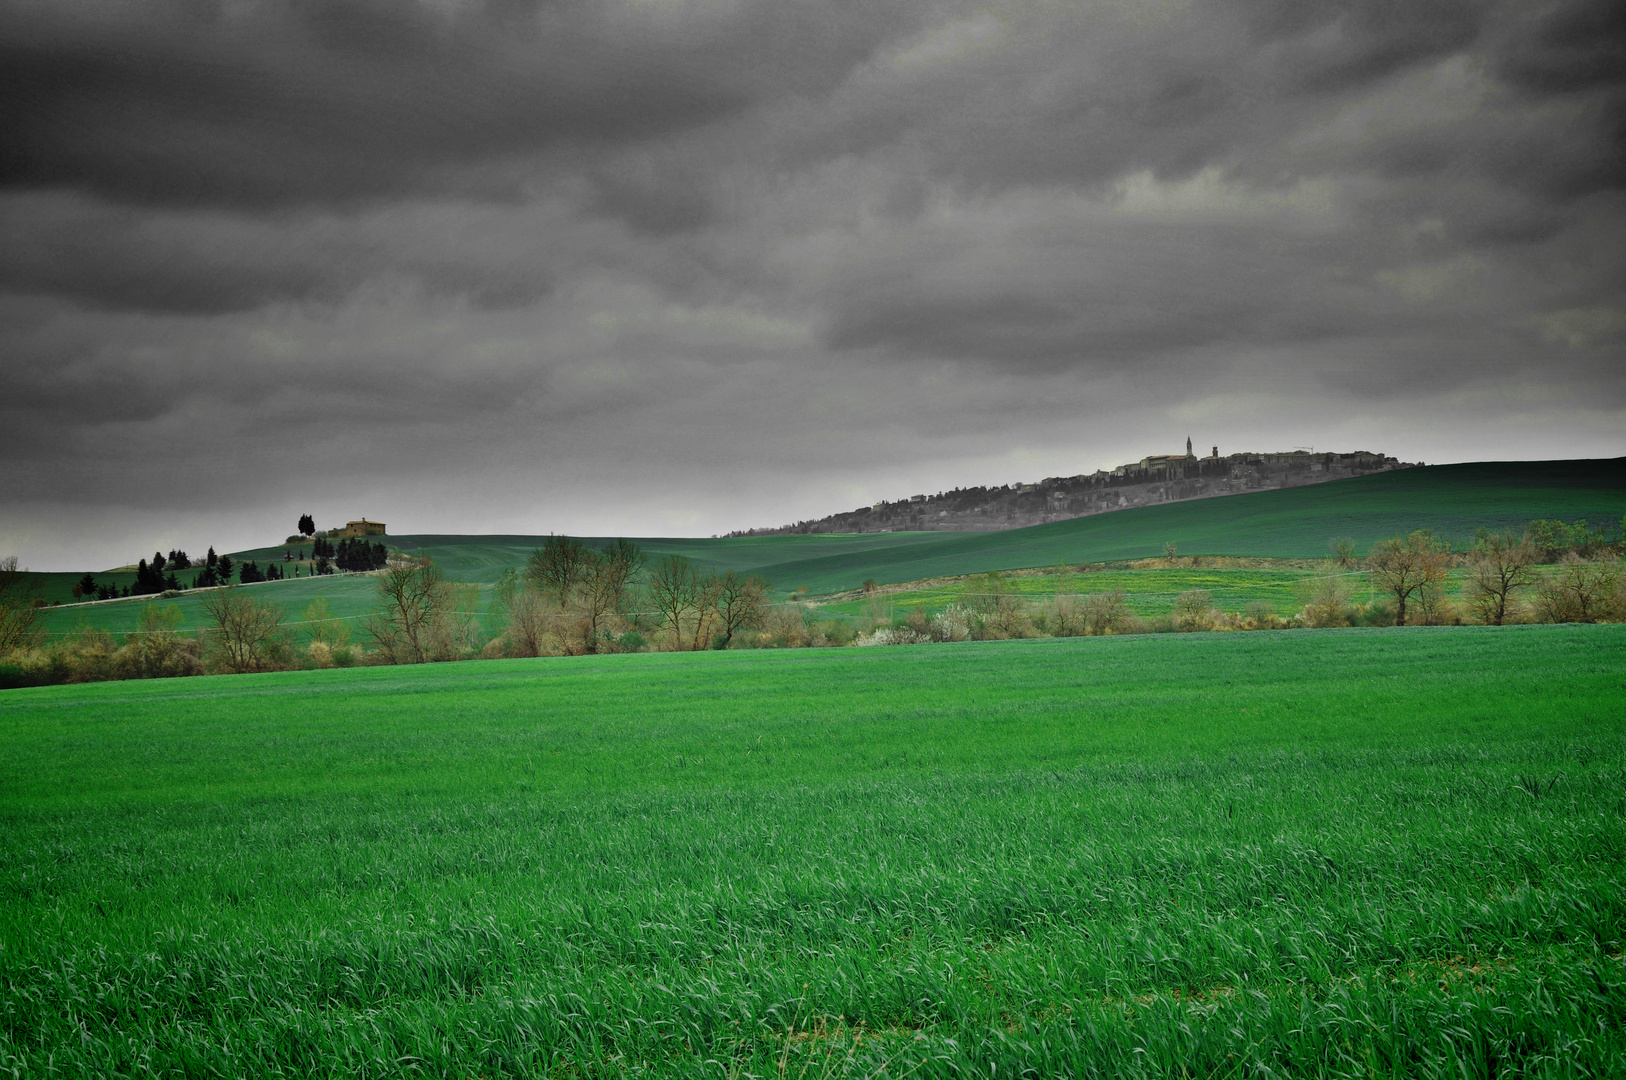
[[3, 624, 1623, 1076], [820, 565, 1365, 619]]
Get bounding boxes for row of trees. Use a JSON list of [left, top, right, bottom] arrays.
[[1366, 526, 1620, 627], [5, 512, 1622, 686], [71, 536, 390, 604], [77, 548, 237, 599], [490, 537, 772, 657]]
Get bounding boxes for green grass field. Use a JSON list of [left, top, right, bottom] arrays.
[[3, 625, 1622, 1076], [34, 575, 410, 645]]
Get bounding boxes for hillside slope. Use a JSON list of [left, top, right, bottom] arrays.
[[387, 457, 1624, 595], [26, 457, 1626, 628]]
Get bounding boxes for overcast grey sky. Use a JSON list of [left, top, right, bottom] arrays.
[[3, 0, 1623, 571]]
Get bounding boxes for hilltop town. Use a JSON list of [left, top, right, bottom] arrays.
[[737, 443, 1411, 536]]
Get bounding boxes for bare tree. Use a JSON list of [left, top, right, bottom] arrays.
[[1533, 555, 1618, 623], [303, 597, 350, 647], [1412, 575, 1457, 625], [598, 539, 644, 611], [1171, 589, 1218, 631], [485, 569, 558, 657], [710, 571, 770, 647], [364, 557, 453, 663], [0, 555, 45, 654], [579, 540, 644, 651], [1329, 537, 1357, 568], [526, 536, 589, 607], [960, 572, 1029, 638], [200, 589, 285, 673], [1081, 590, 1135, 635], [689, 574, 723, 650], [506, 585, 555, 657], [1367, 530, 1451, 626], [1465, 531, 1537, 625], [646, 554, 703, 649], [426, 582, 482, 660]]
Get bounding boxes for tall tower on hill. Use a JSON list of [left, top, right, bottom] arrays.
[[1186, 435, 1193, 458]]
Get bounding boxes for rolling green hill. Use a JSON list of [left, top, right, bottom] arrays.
[[394, 457, 1626, 594], [23, 457, 1626, 637]]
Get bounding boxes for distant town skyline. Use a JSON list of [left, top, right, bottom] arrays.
[[4, 0, 1623, 571]]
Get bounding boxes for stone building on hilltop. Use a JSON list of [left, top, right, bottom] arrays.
[[338, 518, 387, 538]]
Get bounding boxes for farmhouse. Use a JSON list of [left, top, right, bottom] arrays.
[[339, 518, 387, 538]]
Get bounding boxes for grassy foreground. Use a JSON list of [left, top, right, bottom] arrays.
[[2, 626, 1624, 1076]]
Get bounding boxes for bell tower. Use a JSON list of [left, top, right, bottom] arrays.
[[1186, 435, 1193, 458]]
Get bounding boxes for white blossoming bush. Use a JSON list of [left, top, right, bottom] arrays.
[[930, 604, 974, 642], [855, 627, 931, 646]]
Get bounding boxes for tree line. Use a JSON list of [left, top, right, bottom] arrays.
[[3, 514, 1621, 688], [489, 537, 770, 658]]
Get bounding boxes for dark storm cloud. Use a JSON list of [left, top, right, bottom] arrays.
[[0, 193, 565, 314], [0, 0, 920, 211]]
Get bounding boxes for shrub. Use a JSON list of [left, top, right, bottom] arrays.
[[809, 619, 854, 647], [116, 604, 204, 679], [51, 626, 119, 682], [1242, 601, 1286, 630], [1171, 589, 1219, 632], [0, 651, 55, 689], [1081, 591, 1138, 635], [1297, 568, 1355, 628], [856, 626, 930, 646], [901, 605, 932, 638], [1047, 595, 1088, 637], [930, 604, 974, 642]]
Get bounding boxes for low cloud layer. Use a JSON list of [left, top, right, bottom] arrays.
[[3, 0, 1623, 569]]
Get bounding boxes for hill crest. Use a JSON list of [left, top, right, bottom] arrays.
[[735, 447, 1412, 536]]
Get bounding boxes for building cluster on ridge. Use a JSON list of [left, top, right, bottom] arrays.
[[736, 440, 1409, 537]]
